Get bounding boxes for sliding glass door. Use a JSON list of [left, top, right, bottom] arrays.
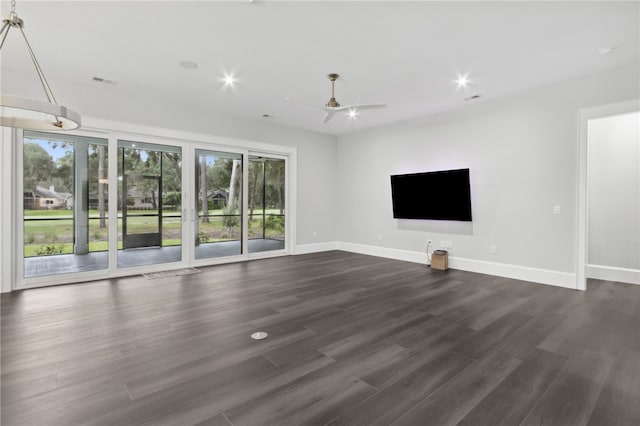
[[248, 155, 286, 254], [22, 131, 110, 278], [194, 149, 243, 260], [117, 140, 183, 268], [17, 131, 290, 288]]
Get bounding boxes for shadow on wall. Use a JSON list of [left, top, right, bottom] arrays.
[[397, 219, 474, 235]]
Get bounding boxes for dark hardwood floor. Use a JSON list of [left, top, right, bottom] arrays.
[[2, 251, 639, 426]]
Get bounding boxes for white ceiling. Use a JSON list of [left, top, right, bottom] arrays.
[[1, 1, 639, 135]]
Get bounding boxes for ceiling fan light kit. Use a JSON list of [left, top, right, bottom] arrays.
[[0, 0, 81, 131]]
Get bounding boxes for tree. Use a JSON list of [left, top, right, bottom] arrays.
[[161, 153, 182, 209], [163, 191, 181, 209], [209, 157, 232, 193], [23, 143, 55, 196], [200, 155, 209, 223], [163, 153, 182, 186], [227, 159, 241, 214], [248, 160, 263, 219], [267, 160, 285, 214], [54, 150, 74, 193]]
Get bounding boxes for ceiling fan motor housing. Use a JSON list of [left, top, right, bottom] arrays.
[[325, 97, 340, 108]]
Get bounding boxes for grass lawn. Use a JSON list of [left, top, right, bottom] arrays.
[[23, 209, 284, 257]]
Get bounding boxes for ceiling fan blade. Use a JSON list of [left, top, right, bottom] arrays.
[[323, 110, 336, 124], [340, 104, 386, 111]]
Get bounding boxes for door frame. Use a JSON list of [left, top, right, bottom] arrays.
[[576, 98, 640, 291], [247, 151, 291, 259], [190, 144, 249, 267], [114, 134, 190, 272], [15, 127, 121, 289]]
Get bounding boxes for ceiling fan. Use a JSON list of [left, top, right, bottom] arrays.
[[313, 74, 386, 124]]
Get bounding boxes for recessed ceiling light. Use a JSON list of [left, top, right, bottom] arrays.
[[348, 109, 358, 119], [455, 73, 471, 89], [179, 61, 198, 70], [222, 73, 237, 87], [597, 46, 615, 55]]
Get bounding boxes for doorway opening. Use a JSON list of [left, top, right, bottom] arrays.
[[577, 99, 640, 290]]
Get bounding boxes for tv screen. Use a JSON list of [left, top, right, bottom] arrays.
[[390, 168, 472, 221]]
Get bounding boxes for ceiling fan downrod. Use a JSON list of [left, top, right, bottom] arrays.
[[325, 73, 341, 108]]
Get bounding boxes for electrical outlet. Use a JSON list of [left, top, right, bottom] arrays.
[[377, 234, 383, 241], [312, 231, 317, 238], [489, 245, 497, 254], [553, 205, 561, 215]]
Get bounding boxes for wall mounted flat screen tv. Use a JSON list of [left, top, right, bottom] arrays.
[[390, 168, 472, 221]]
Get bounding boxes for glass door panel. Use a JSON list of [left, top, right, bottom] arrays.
[[194, 149, 242, 260], [248, 156, 285, 254], [22, 131, 109, 278], [122, 174, 161, 249], [117, 140, 182, 268]]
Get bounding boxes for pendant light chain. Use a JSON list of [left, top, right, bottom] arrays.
[[0, 3, 11, 49], [17, 25, 59, 107], [1, 0, 65, 127]]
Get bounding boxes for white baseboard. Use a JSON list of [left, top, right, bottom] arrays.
[[449, 256, 576, 289], [337, 242, 576, 290], [293, 241, 339, 255], [587, 264, 640, 285], [337, 242, 428, 264]]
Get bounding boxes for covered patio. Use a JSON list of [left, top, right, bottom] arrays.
[[23, 239, 285, 278]]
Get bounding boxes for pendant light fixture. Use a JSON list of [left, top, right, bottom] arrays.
[[0, 0, 81, 130]]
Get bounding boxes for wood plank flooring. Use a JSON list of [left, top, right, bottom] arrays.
[[2, 251, 640, 426]]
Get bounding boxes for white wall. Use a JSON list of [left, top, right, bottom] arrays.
[[336, 66, 640, 288], [588, 111, 640, 284]]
